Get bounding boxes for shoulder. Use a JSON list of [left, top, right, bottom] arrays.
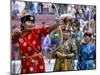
[[68, 39, 75, 44], [32, 27, 41, 32], [32, 27, 47, 30]]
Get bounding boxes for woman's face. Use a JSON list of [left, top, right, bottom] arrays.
[[24, 21, 33, 30]]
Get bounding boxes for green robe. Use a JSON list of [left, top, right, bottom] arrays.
[[53, 39, 77, 71]]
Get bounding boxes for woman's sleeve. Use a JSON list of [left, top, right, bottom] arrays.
[[41, 27, 49, 36]]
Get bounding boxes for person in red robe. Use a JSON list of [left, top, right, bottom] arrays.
[[12, 15, 60, 74]]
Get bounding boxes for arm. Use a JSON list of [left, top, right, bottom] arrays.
[[56, 51, 65, 58], [56, 51, 75, 59], [48, 24, 60, 34], [47, 19, 61, 34], [64, 40, 77, 59], [40, 20, 61, 36], [70, 40, 77, 56]]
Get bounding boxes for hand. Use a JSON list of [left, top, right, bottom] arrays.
[[69, 53, 74, 57], [12, 27, 21, 38], [14, 27, 21, 33], [56, 51, 64, 58], [93, 64, 96, 69], [38, 53, 43, 59], [64, 53, 75, 59], [56, 18, 61, 25]]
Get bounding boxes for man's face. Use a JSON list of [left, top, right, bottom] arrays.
[[63, 32, 71, 40], [84, 35, 91, 43]]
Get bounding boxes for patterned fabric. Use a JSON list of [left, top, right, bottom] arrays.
[[12, 27, 48, 74], [54, 39, 77, 71], [62, 39, 77, 54], [77, 42, 96, 70]]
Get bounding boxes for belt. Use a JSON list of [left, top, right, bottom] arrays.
[[82, 58, 95, 60], [21, 52, 42, 59]]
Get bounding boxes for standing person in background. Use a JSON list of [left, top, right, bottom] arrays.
[[21, 8, 29, 17], [77, 32, 96, 70], [54, 29, 77, 71], [43, 3, 49, 14], [37, 2, 43, 14], [28, 2, 35, 16]]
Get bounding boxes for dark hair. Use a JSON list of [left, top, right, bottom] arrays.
[[63, 29, 71, 33], [63, 18, 68, 25], [20, 24, 24, 31], [84, 32, 92, 38], [21, 15, 35, 23], [20, 15, 35, 31]]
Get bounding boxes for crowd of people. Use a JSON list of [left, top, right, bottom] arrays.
[[11, 1, 96, 74]]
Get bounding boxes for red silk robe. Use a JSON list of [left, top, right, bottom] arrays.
[[12, 27, 48, 74]]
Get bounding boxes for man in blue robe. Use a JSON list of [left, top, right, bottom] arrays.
[[77, 32, 96, 70]]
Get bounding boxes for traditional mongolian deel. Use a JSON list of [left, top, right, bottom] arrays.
[[77, 42, 96, 70], [12, 27, 48, 74]]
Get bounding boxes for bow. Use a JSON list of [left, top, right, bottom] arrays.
[[51, 3, 63, 51]]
